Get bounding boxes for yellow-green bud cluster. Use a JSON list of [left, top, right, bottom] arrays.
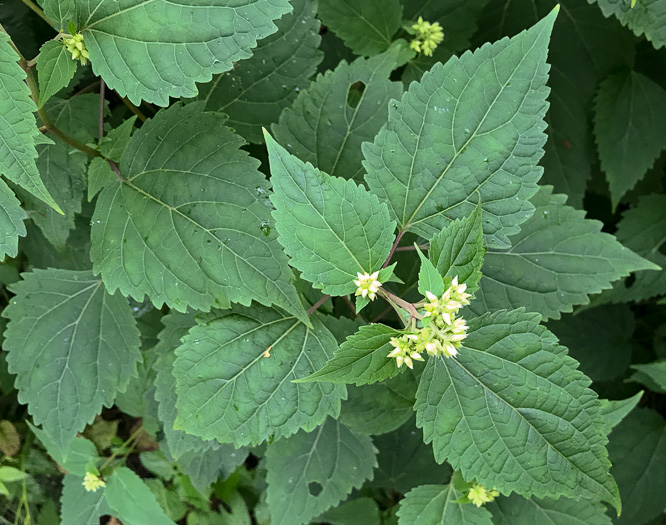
[[82, 471, 105, 492], [354, 271, 382, 301], [409, 17, 444, 57], [388, 276, 471, 368], [467, 483, 499, 507], [64, 33, 89, 65]]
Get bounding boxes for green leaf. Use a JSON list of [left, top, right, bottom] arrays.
[[0, 178, 26, 260], [264, 132, 396, 296], [3, 269, 141, 453], [417, 245, 444, 298], [30, 423, 99, 476], [266, 418, 377, 525], [429, 204, 485, 294], [415, 309, 620, 511], [36, 40, 77, 108], [599, 392, 643, 434], [272, 44, 409, 181], [397, 484, 492, 525], [468, 187, 658, 320], [105, 467, 176, 525], [99, 116, 137, 163], [363, 10, 557, 248], [87, 157, 116, 202], [340, 370, 417, 435], [594, 70, 666, 207], [44, 0, 293, 106], [487, 493, 612, 525], [298, 324, 404, 386], [629, 359, 666, 393], [315, 498, 381, 525], [318, 0, 402, 56], [198, 0, 322, 143], [61, 474, 110, 525], [90, 104, 306, 322], [179, 442, 248, 493], [0, 32, 60, 213], [608, 408, 666, 525], [547, 305, 634, 381], [589, 0, 666, 50], [0, 466, 27, 482], [173, 304, 346, 447]]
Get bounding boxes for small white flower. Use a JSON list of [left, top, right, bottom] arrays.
[[354, 271, 382, 301]]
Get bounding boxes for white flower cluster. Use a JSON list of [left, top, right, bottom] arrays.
[[354, 271, 382, 301], [388, 276, 471, 368]]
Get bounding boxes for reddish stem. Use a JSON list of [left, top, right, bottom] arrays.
[[382, 229, 405, 268], [307, 295, 330, 316]]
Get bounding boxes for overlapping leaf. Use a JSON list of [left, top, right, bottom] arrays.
[[0, 179, 26, 260], [3, 269, 141, 454], [266, 418, 377, 525], [265, 132, 395, 296], [173, 304, 346, 447], [198, 0, 322, 143], [599, 392, 643, 434], [91, 104, 306, 321], [468, 187, 657, 320], [36, 40, 77, 108], [60, 474, 111, 525], [590, 0, 666, 50], [488, 494, 612, 525], [414, 309, 620, 511], [42, 0, 293, 106], [363, 10, 557, 248], [106, 467, 176, 525], [397, 484, 492, 525], [629, 360, 666, 393]]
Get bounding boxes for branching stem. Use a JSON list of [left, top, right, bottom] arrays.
[[20, 0, 54, 27]]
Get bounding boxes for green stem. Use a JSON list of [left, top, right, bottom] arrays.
[[99, 426, 144, 474], [379, 289, 422, 325], [20, 0, 54, 28], [119, 96, 148, 122]]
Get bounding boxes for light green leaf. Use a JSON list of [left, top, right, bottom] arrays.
[[36, 40, 77, 108], [266, 418, 377, 525], [397, 484, 492, 525], [298, 324, 404, 386], [594, 70, 666, 207], [0, 32, 60, 213], [105, 467, 176, 525], [315, 498, 381, 525], [417, 245, 444, 298], [44, 0, 293, 106], [547, 305, 634, 381], [589, 0, 666, 50], [629, 359, 666, 393], [173, 304, 346, 447], [429, 204, 484, 294], [87, 157, 116, 201], [468, 187, 658, 320], [91, 104, 306, 322], [272, 45, 409, 181], [415, 309, 620, 511], [265, 132, 396, 296], [363, 10, 557, 248], [60, 474, 110, 525], [608, 408, 666, 525], [0, 466, 27, 482], [0, 178, 26, 260], [3, 269, 141, 453], [487, 493, 612, 525], [599, 392, 643, 434], [318, 0, 402, 56], [199, 0, 322, 143]]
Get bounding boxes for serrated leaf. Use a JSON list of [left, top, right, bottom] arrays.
[[363, 10, 557, 248], [599, 392, 643, 434], [91, 104, 306, 322], [60, 474, 111, 525], [199, 0, 322, 143], [429, 204, 484, 294], [487, 493, 612, 525], [3, 269, 141, 453], [265, 132, 396, 296], [468, 187, 658, 320], [99, 116, 137, 163], [0, 178, 26, 260], [266, 418, 377, 525], [318, 0, 402, 56], [30, 423, 98, 476], [0, 32, 60, 213], [272, 45, 408, 181], [316, 498, 381, 525], [397, 484, 493, 525], [298, 324, 404, 386], [629, 359, 666, 393], [547, 305, 634, 381], [173, 304, 346, 447], [594, 70, 666, 207], [36, 40, 77, 108], [415, 309, 620, 511], [608, 408, 666, 525], [87, 157, 116, 201], [589, 0, 666, 50], [106, 467, 176, 525], [416, 245, 444, 297], [43, 0, 293, 106], [179, 442, 248, 493]]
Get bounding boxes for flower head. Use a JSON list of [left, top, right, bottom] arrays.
[[467, 483, 499, 507], [410, 17, 444, 57], [387, 334, 422, 369], [354, 271, 382, 301], [64, 33, 89, 65], [83, 472, 106, 492]]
